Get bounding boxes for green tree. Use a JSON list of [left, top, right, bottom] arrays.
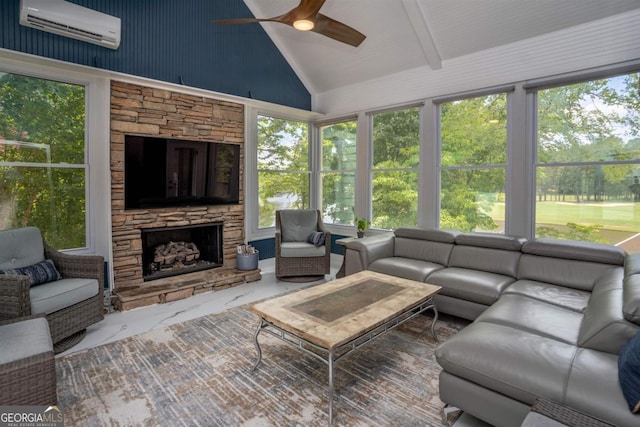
[[440, 94, 507, 231], [371, 107, 420, 229]]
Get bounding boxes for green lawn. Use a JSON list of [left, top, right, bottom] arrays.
[[535, 201, 640, 232], [489, 201, 640, 246], [490, 201, 640, 232]]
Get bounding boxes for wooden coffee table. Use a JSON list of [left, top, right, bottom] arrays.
[[248, 270, 441, 424]]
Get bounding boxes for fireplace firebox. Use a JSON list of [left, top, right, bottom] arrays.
[[141, 223, 223, 281]]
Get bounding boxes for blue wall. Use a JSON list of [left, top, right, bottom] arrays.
[[0, 0, 311, 110]]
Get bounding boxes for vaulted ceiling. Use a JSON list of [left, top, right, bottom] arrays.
[[241, 0, 640, 96]]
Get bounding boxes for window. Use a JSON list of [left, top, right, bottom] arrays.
[[320, 120, 357, 226], [534, 72, 640, 251], [439, 93, 507, 232], [0, 72, 87, 249], [257, 114, 310, 228], [371, 106, 420, 229]]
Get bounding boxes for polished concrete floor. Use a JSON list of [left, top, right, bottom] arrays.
[[59, 255, 343, 357]]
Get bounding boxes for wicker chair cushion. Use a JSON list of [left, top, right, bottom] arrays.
[[619, 331, 640, 413], [0, 317, 52, 364], [0, 259, 61, 286], [280, 210, 319, 242], [0, 226, 45, 270], [280, 242, 327, 258], [30, 278, 100, 315]]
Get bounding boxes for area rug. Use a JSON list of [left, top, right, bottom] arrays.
[[56, 307, 467, 426]]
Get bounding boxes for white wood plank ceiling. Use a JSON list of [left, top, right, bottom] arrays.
[[241, 0, 640, 97]]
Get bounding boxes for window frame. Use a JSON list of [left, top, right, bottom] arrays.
[[435, 90, 511, 234], [249, 110, 315, 236], [367, 104, 423, 230], [318, 117, 358, 229], [0, 64, 108, 255], [528, 70, 640, 244]]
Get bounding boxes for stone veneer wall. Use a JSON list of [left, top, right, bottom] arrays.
[[110, 81, 245, 291]]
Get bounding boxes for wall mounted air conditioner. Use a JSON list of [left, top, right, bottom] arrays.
[[20, 0, 121, 49]]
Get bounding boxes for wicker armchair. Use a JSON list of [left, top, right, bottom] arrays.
[[275, 209, 331, 282], [0, 227, 104, 353]]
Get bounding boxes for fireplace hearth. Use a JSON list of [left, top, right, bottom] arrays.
[[142, 223, 223, 281]]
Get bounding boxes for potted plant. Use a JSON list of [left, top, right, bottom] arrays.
[[355, 218, 370, 238]]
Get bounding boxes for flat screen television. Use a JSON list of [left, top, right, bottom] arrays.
[[124, 135, 240, 210]]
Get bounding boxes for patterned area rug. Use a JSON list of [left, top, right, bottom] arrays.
[[56, 307, 467, 426]]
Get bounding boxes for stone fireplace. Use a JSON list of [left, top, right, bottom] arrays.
[[109, 81, 260, 310]]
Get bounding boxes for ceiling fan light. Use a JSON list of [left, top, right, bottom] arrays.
[[293, 19, 314, 31]]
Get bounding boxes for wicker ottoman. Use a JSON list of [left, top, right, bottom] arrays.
[[0, 317, 57, 405]]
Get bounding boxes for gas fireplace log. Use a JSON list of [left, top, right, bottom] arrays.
[[154, 241, 200, 265]]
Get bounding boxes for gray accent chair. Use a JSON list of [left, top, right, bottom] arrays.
[[0, 227, 104, 353], [275, 209, 331, 282]]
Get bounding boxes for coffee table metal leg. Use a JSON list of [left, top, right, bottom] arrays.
[[250, 318, 265, 372], [430, 304, 439, 342], [328, 350, 335, 425]]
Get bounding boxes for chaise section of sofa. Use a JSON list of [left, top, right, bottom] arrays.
[[435, 239, 639, 427]]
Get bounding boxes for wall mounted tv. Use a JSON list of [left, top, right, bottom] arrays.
[[124, 135, 240, 210]]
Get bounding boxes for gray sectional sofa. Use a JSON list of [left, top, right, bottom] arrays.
[[343, 228, 640, 426]]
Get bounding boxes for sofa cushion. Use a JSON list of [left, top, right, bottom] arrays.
[[394, 227, 460, 243], [455, 232, 527, 251], [502, 280, 591, 313], [369, 257, 444, 282], [30, 278, 100, 315], [448, 245, 521, 277], [566, 348, 640, 426], [623, 274, 640, 326], [579, 269, 639, 354], [426, 267, 515, 306], [394, 237, 454, 265], [0, 226, 45, 270], [435, 321, 576, 405], [518, 254, 617, 291], [475, 294, 582, 345], [619, 332, 640, 414], [522, 238, 626, 266], [0, 259, 61, 286], [279, 210, 318, 242], [280, 241, 326, 258], [624, 254, 640, 276]]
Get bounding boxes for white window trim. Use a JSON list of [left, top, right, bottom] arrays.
[[247, 110, 317, 241], [435, 90, 511, 233], [0, 56, 111, 259]]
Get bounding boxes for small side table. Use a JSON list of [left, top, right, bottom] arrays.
[[336, 237, 358, 278]]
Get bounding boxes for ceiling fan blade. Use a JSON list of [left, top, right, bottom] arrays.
[[212, 18, 270, 25], [212, 0, 366, 48], [312, 14, 366, 47]]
